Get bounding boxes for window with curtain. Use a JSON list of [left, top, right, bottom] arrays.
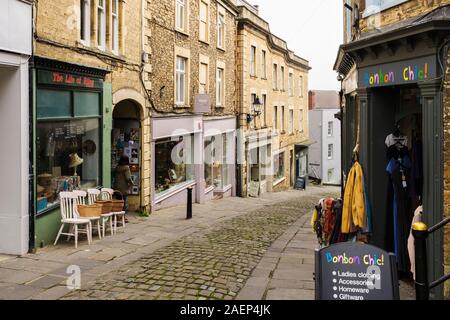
[[176, 56, 187, 105]]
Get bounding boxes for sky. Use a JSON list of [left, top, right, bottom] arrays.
[[253, 0, 343, 91]]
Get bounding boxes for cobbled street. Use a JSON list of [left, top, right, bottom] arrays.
[[62, 187, 337, 300]]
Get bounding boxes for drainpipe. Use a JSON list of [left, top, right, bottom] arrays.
[[337, 74, 344, 199]]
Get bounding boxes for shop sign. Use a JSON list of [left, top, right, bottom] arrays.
[[359, 56, 436, 88], [194, 94, 211, 113], [38, 70, 103, 89], [315, 242, 399, 300]]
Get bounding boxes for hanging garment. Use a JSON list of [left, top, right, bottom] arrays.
[[330, 199, 344, 244], [342, 161, 366, 234], [385, 133, 408, 149], [324, 198, 336, 237], [408, 206, 423, 280], [386, 154, 413, 273]]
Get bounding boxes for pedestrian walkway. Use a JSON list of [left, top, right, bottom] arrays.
[[0, 186, 337, 300]]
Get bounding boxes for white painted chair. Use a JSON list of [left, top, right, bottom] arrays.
[[87, 188, 114, 237], [73, 190, 102, 240], [101, 188, 126, 233], [54, 192, 92, 248]]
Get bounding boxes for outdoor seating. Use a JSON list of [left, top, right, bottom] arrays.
[[73, 190, 102, 240], [101, 188, 126, 233], [87, 188, 115, 237]]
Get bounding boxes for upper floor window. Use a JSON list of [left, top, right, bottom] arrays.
[[299, 108, 304, 132], [97, 0, 106, 50], [274, 106, 278, 130], [262, 94, 267, 127], [199, 0, 209, 42], [176, 56, 187, 105], [261, 50, 267, 78], [328, 121, 333, 136], [280, 66, 285, 91], [328, 144, 334, 159], [363, 0, 409, 18], [80, 0, 91, 44], [288, 109, 294, 134], [111, 0, 119, 54], [176, 0, 187, 32], [216, 67, 224, 107], [299, 75, 304, 97], [288, 73, 293, 96], [217, 11, 225, 49], [199, 62, 208, 94], [273, 64, 278, 90], [250, 46, 256, 77], [281, 106, 285, 132]]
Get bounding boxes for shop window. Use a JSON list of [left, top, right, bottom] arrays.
[[176, 56, 187, 105], [111, 0, 119, 54], [250, 45, 256, 76], [261, 50, 267, 78], [204, 133, 229, 190], [80, 0, 91, 44], [37, 90, 71, 118], [155, 135, 194, 195], [273, 152, 285, 181], [74, 92, 100, 117], [199, 0, 209, 42], [217, 11, 225, 49], [176, 0, 187, 33], [97, 0, 106, 50]]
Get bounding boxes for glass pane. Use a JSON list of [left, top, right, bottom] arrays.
[[36, 118, 100, 212], [204, 139, 213, 188], [37, 89, 71, 119], [74, 92, 100, 117]]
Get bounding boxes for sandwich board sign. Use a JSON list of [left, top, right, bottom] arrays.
[[315, 242, 400, 300]]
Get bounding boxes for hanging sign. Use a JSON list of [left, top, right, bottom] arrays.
[[315, 242, 399, 300], [38, 70, 103, 89], [359, 55, 437, 88]]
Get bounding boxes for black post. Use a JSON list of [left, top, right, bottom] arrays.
[[186, 187, 193, 220], [338, 80, 344, 199], [412, 222, 429, 300]]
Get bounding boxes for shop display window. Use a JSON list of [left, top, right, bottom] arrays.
[[155, 135, 194, 195], [273, 152, 285, 181], [36, 118, 100, 213], [204, 133, 229, 190]]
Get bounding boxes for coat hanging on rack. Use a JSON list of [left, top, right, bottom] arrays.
[[342, 160, 366, 234]]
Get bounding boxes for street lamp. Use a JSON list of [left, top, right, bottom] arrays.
[[247, 95, 263, 123]]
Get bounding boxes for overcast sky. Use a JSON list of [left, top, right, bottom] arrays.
[[253, 0, 343, 91]]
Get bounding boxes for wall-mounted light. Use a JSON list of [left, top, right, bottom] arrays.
[[247, 95, 263, 123]]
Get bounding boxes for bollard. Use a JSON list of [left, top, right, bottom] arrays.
[[412, 222, 429, 300], [186, 187, 193, 220]]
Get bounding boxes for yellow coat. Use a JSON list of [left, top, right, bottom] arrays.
[[342, 161, 366, 233]]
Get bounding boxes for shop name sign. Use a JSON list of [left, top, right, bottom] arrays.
[[38, 70, 103, 89], [315, 242, 399, 300], [359, 56, 436, 88]]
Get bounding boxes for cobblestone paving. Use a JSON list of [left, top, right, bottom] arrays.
[[63, 193, 330, 300]]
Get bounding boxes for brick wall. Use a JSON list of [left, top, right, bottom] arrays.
[[444, 47, 450, 299]]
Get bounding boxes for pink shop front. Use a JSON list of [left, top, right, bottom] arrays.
[[151, 115, 236, 211]]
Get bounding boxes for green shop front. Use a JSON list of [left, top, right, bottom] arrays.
[[32, 58, 111, 248]]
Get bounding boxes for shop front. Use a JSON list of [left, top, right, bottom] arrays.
[[0, 0, 32, 255], [32, 57, 110, 247], [336, 15, 449, 298], [152, 115, 202, 211]]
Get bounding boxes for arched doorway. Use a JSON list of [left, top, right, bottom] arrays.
[[112, 99, 142, 212]]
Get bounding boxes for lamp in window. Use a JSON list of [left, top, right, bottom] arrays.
[[247, 95, 263, 123], [69, 153, 84, 176]]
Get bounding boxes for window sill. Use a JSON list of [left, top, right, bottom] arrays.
[[273, 177, 286, 187], [217, 46, 226, 52], [155, 180, 196, 204], [250, 75, 258, 79], [199, 39, 210, 45], [76, 41, 126, 62], [215, 184, 232, 193], [261, 77, 267, 80], [175, 104, 189, 109], [176, 29, 190, 37]]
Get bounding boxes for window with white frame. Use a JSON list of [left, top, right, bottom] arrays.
[[299, 75, 304, 97], [80, 0, 91, 44], [199, 62, 208, 94], [176, 56, 187, 105], [217, 11, 225, 49], [288, 73, 293, 96], [250, 46, 256, 77], [199, 0, 209, 42], [216, 67, 224, 107], [328, 121, 333, 136], [299, 108, 304, 132], [327, 168, 334, 182], [289, 109, 293, 134], [176, 0, 187, 32], [328, 144, 334, 159], [261, 50, 267, 78], [280, 66, 285, 91], [273, 64, 278, 90], [97, 0, 106, 49], [111, 0, 119, 54]]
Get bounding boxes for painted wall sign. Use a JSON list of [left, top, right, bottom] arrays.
[[194, 94, 211, 114], [359, 56, 437, 88], [38, 70, 103, 89], [315, 242, 399, 300]]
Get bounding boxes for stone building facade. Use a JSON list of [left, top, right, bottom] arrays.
[[32, 0, 151, 246], [337, 0, 450, 299], [235, 2, 310, 198], [146, 0, 239, 210]]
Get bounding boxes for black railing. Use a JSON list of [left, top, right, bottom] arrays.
[[412, 216, 450, 300]]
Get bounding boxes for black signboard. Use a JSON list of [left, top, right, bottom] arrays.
[[294, 177, 306, 190], [315, 242, 399, 300]]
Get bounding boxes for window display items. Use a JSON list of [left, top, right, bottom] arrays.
[[69, 153, 84, 176]]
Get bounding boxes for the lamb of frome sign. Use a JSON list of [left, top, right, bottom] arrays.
[[358, 55, 437, 88], [315, 242, 400, 300]]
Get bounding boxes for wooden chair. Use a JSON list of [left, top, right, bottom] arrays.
[[87, 188, 114, 237], [73, 190, 102, 240], [54, 192, 92, 248], [101, 188, 126, 233]]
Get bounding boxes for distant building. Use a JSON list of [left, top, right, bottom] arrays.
[[308, 90, 341, 185]]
